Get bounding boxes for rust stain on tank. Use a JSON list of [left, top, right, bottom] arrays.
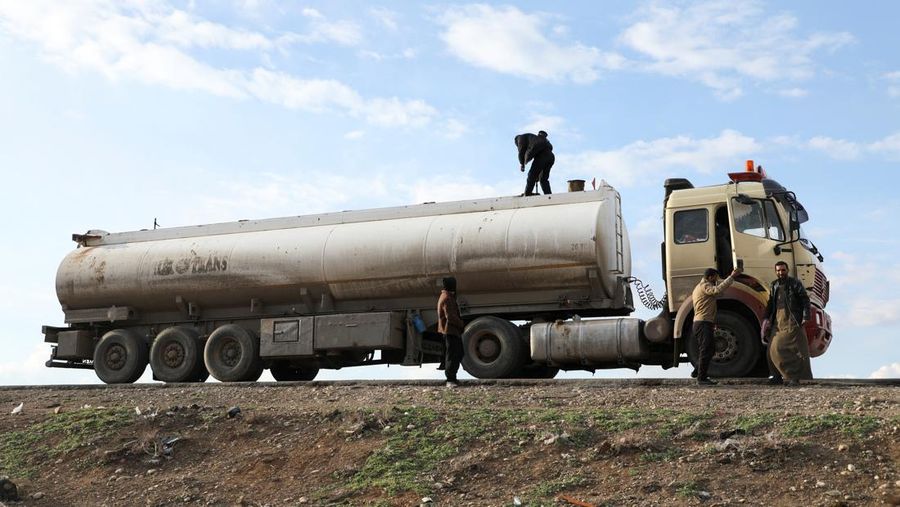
[[88, 257, 106, 285]]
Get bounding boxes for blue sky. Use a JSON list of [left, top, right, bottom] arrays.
[[0, 0, 897, 385]]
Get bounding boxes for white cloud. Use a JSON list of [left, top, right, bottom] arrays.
[[869, 362, 900, 379], [438, 5, 623, 84], [560, 129, 760, 187], [442, 118, 469, 140], [777, 87, 808, 98], [868, 132, 900, 160], [344, 129, 365, 140], [883, 70, 900, 98], [403, 177, 503, 204], [0, 1, 438, 128], [520, 115, 566, 136], [619, 1, 854, 99], [846, 298, 900, 327], [370, 7, 399, 31], [808, 136, 860, 160]]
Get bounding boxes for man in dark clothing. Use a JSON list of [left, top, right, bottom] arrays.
[[437, 276, 465, 387], [514, 130, 554, 196], [764, 261, 812, 386]]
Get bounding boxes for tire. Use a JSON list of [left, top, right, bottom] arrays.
[[93, 329, 149, 384], [686, 310, 761, 377], [461, 317, 526, 379], [270, 361, 319, 381], [203, 324, 263, 382], [149, 327, 204, 383]]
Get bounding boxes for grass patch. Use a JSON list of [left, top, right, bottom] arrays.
[[731, 413, 776, 434], [0, 407, 134, 477], [640, 448, 681, 463], [529, 474, 586, 500], [657, 410, 712, 437], [591, 409, 658, 432], [675, 480, 702, 498], [782, 414, 880, 438]]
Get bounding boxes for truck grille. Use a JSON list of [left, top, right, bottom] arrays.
[[813, 268, 829, 305]]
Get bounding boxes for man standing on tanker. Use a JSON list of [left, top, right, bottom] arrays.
[[437, 277, 464, 388], [691, 266, 741, 385], [514, 130, 554, 196], [764, 261, 812, 386]]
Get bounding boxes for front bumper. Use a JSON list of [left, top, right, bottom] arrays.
[[805, 306, 832, 358]]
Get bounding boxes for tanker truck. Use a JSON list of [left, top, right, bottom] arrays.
[[42, 161, 832, 383]]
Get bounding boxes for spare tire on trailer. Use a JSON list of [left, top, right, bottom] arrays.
[[686, 310, 761, 377], [461, 317, 526, 379], [204, 324, 264, 382], [270, 361, 319, 381], [149, 326, 204, 383], [93, 329, 149, 384]]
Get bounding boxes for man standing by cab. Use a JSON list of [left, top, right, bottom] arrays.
[[764, 261, 812, 386], [692, 267, 741, 385]]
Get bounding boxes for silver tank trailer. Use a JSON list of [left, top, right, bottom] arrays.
[[56, 188, 631, 316]]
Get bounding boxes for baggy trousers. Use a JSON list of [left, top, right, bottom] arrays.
[[443, 334, 464, 381], [769, 308, 813, 380], [693, 321, 715, 379]]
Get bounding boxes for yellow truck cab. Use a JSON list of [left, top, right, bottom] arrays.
[[664, 162, 832, 377]]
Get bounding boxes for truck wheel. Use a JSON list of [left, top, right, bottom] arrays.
[[270, 361, 319, 381], [461, 317, 525, 379], [93, 329, 149, 384], [149, 327, 204, 383], [204, 324, 263, 382], [687, 310, 760, 377]]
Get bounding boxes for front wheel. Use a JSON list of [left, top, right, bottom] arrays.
[[461, 317, 526, 379], [687, 310, 761, 377], [93, 329, 149, 384]]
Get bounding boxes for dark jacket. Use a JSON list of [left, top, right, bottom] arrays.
[[515, 133, 553, 166], [437, 290, 464, 336], [765, 276, 811, 327]]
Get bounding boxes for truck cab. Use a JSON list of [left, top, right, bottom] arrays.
[[664, 162, 832, 376]]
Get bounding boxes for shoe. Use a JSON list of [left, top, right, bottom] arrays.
[[445, 380, 459, 388], [784, 379, 801, 387], [697, 377, 717, 386], [767, 376, 784, 385]]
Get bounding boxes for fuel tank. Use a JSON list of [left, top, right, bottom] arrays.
[[56, 188, 631, 314]]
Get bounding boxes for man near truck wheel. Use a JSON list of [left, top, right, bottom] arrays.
[[692, 267, 741, 385], [437, 277, 465, 387], [765, 261, 812, 386]]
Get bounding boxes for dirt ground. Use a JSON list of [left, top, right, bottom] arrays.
[[0, 379, 898, 507]]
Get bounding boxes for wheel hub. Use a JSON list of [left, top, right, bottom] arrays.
[[105, 344, 127, 371], [714, 328, 739, 362], [163, 342, 186, 368], [220, 339, 240, 367], [475, 334, 501, 362]]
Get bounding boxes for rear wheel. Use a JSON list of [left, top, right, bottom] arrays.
[[149, 327, 204, 383], [94, 329, 149, 384], [203, 325, 263, 382], [461, 317, 525, 379], [687, 310, 760, 377], [270, 361, 319, 381]]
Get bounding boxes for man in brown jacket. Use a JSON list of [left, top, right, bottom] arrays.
[[437, 276, 465, 387], [692, 267, 741, 385]]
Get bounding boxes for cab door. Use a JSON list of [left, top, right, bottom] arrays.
[[726, 197, 794, 283], [665, 206, 716, 309]]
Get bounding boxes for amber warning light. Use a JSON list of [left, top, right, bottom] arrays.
[[729, 159, 767, 182]]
